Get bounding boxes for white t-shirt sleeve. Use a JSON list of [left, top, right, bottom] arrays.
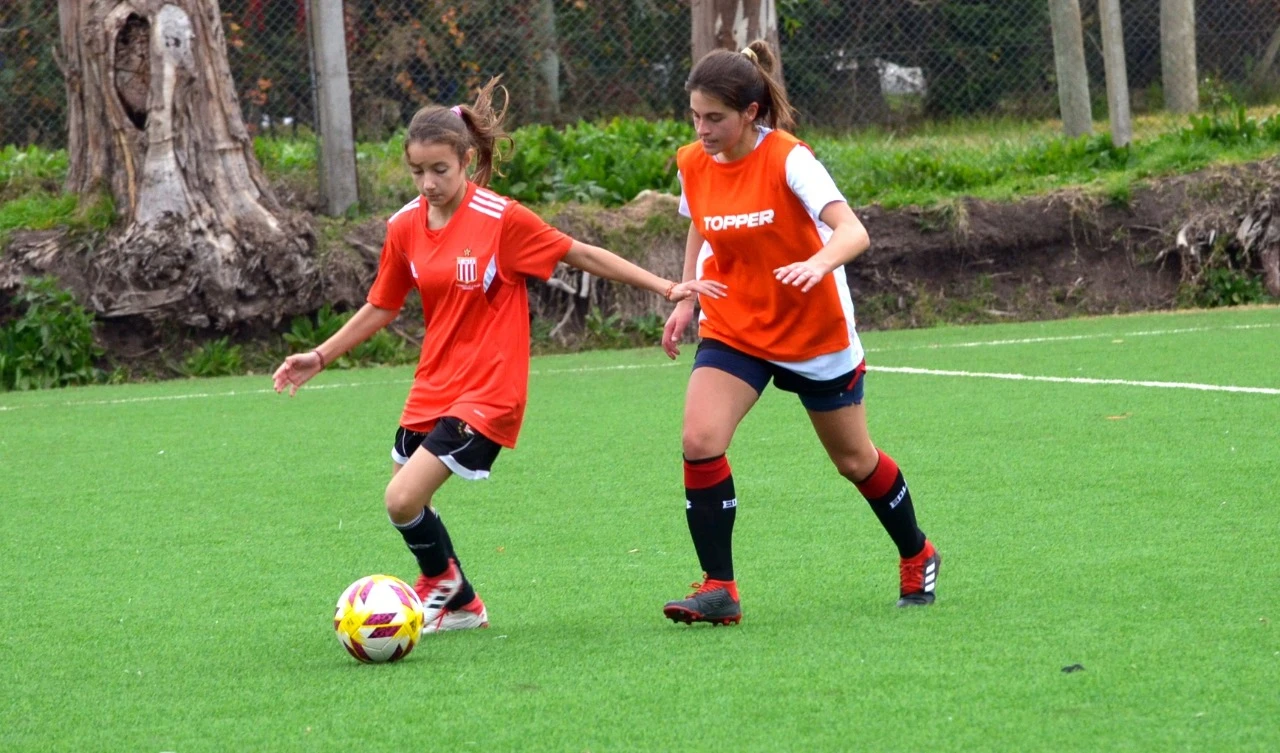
[[677, 170, 692, 218], [785, 145, 846, 224]]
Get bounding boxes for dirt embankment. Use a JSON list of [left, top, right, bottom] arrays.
[[526, 157, 1279, 335], [5, 158, 1279, 361]]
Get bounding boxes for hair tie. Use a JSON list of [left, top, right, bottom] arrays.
[[741, 47, 758, 63], [450, 105, 463, 117]]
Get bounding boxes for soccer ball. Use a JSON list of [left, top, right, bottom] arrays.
[[333, 574, 424, 663]]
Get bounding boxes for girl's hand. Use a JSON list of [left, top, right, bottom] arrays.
[[667, 279, 727, 303], [661, 300, 697, 360], [773, 260, 830, 293], [272, 351, 325, 396]]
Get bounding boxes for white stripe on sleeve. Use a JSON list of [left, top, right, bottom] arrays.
[[677, 171, 691, 218], [784, 145, 846, 225]]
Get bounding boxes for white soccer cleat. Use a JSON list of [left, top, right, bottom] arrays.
[[422, 595, 490, 634], [412, 560, 463, 628]]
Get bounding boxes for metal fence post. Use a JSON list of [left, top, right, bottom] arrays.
[[306, 0, 359, 216]]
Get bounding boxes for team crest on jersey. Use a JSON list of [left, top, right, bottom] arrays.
[[456, 248, 478, 285]]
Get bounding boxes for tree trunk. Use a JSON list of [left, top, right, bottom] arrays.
[[1161, 0, 1198, 114], [8, 0, 317, 329], [691, 0, 779, 66], [1099, 0, 1132, 147], [1048, 0, 1093, 138]]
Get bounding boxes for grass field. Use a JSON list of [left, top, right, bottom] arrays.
[[2, 307, 1278, 752]]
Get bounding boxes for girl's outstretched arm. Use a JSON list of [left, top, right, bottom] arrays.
[[562, 240, 726, 303], [272, 303, 401, 396]]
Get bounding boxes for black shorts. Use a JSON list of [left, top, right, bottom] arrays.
[[693, 338, 865, 412], [391, 417, 502, 480]]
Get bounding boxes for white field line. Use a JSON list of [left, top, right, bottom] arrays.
[[864, 322, 1278, 354], [0, 363, 678, 413], [2, 323, 1275, 413], [869, 365, 1280, 395], [535, 362, 680, 376]]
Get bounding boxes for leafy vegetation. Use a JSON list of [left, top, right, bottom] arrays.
[[182, 337, 245, 378], [249, 107, 1280, 216], [283, 304, 415, 368], [581, 309, 668, 350], [0, 144, 68, 202], [18, 106, 1280, 225], [0, 277, 103, 390], [1185, 268, 1269, 308], [495, 117, 693, 205]]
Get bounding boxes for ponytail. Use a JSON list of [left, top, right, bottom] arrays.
[[404, 76, 513, 187], [687, 40, 796, 132]]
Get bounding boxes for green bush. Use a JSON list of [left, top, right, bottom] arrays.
[[0, 277, 103, 390], [0, 144, 68, 201], [1190, 268, 1269, 308], [581, 309, 669, 350], [283, 304, 414, 367], [495, 117, 694, 206], [182, 337, 244, 377]]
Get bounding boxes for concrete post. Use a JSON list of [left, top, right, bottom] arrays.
[[307, 0, 359, 216]]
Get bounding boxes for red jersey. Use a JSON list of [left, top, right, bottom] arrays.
[[367, 183, 572, 447], [677, 130, 852, 361]]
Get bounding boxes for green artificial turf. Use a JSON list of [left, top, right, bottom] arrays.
[[2, 307, 1277, 752]]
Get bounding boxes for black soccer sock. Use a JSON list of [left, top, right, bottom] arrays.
[[431, 508, 476, 609], [684, 454, 738, 582], [854, 450, 926, 559], [392, 507, 450, 577]]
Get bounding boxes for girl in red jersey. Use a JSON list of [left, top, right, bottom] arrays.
[[273, 78, 723, 633], [659, 42, 940, 626]]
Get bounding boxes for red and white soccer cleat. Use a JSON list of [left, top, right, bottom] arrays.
[[424, 594, 489, 634], [897, 539, 940, 607], [413, 559, 463, 628]]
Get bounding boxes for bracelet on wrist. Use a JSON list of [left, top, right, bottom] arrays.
[[312, 349, 327, 369]]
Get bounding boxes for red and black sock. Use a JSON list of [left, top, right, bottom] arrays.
[[854, 450, 926, 559], [684, 454, 738, 582]]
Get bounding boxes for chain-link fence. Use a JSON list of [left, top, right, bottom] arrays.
[[4, 1, 1280, 149]]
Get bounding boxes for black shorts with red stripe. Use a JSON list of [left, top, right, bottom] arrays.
[[693, 338, 865, 412]]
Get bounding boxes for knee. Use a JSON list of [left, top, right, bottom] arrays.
[[384, 479, 429, 523], [835, 447, 881, 484], [682, 424, 728, 460]]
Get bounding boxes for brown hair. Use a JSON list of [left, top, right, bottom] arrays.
[[686, 40, 796, 132], [404, 76, 512, 187]]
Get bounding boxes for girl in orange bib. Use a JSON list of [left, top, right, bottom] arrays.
[[660, 42, 940, 626], [273, 79, 723, 634]]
